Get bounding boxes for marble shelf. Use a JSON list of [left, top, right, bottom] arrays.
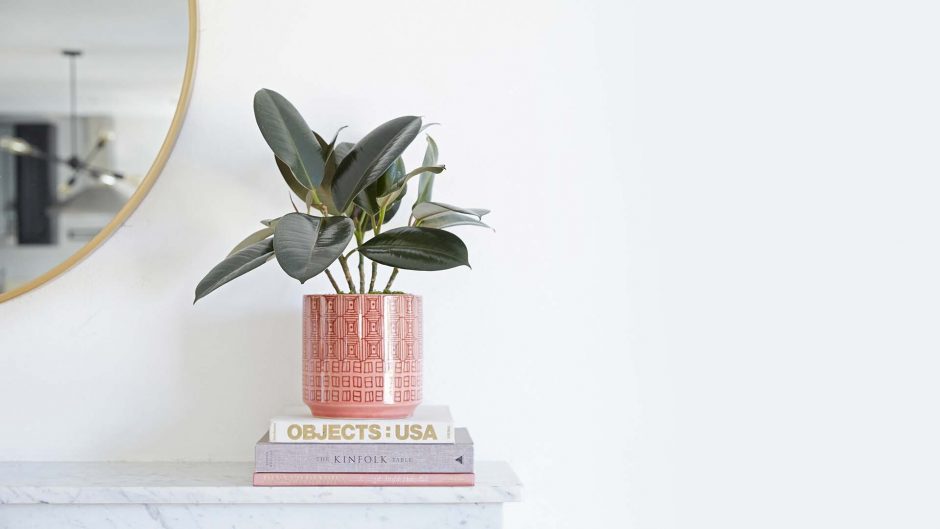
[[0, 460, 521, 528]]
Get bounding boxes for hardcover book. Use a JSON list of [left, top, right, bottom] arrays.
[[269, 405, 454, 444], [256, 428, 474, 473], [252, 472, 475, 487]]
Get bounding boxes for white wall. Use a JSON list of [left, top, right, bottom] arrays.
[[1, 1, 939, 528]]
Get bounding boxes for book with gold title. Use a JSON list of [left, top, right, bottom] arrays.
[[255, 428, 473, 473], [269, 405, 455, 444]]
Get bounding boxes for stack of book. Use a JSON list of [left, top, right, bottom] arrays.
[[253, 405, 475, 486]]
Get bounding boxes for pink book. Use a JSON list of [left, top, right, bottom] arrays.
[[253, 472, 475, 487]]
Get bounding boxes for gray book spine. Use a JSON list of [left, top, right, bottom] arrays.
[[255, 428, 474, 473]]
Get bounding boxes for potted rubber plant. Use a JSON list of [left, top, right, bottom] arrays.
[[194, 89, 490, 419]]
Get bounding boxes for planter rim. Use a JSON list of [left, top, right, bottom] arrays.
[[303, 292, 420, 298]]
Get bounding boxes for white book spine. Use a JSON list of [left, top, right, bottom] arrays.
[[269, 420, 455, 444]]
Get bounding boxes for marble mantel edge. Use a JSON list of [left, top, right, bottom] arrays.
[[0, 460, 521, 505]]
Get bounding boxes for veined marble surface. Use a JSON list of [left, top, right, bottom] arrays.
[[0, 460, 521, 505], [0, 504, 505, 529]]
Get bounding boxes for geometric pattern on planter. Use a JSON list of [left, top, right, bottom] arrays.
[[303, 294, 423, 407]]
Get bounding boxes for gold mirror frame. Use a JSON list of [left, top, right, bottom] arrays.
[[0, 0, 199, 303]]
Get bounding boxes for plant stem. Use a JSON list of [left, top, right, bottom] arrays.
[[355, 216, 366, 292], [369, 262, 378, 293], [324, 269, 342, 294], [383, 267, 400, 293], [310, 187, 324, 208], [358, 254, 366, 293], [369, 212, 383, 293], [376, 206, 388, 233], [338, 256, 357, 293]]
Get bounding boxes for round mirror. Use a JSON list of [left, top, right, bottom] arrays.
[[0, 0, 197, 302]]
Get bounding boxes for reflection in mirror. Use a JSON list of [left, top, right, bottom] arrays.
[[0, 1, 190, 295]]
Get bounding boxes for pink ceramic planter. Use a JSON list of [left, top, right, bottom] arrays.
[[302, 294, 423, 419]]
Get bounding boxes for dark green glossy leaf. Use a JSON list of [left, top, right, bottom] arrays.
[[313, 130, 330, 152], [332, 116, 422, 213], [354, 185, 405, 230], [356, 157, 405, 215], [331, 141, 354, 163], [273, 213, 355, 283], [310, 133, 350, 214], [254, 89, 323, 188], [354, 193, 379, 215], [358, 227, 469, 271], [320, 141, 354, 212], [313, 126, 347, 152], [354, 187, 379, 216], [374, 156, 406, 197], [383, 161, 436, 198], [417, 212, 492, 230], [415, 135, 439, 204], [195, 239, 274, 303], [316, 132, 349, 191], [227, 226, 274, 257], [328, 126, 347, 147], [412, 201, 490, 220], [276, 156, 308, 202], [376, 165, 445, 212]]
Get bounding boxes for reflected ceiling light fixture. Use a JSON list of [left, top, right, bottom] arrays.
[[0, 49, 132, 195], [97, 173, 118, 186], [0, 136, 34, 155]]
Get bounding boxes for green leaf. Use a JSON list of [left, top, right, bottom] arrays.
[[401, 164, 445, 184], [194, 239, 274, 303], [354, 187, 380, 216], [358, 227, 469, 271], [376, 165, 445, 212], [331, 116, 422, 213], [355, 185, 406, 231], [254, 89, 323, 188], [355, 157, 405, 215], [314, 126, 347, 152], [316, 133, 349, 190], [275, 156, 308, 202], [319, 141, 353, 213], [331, 141, 354, 163], [328, 126, 347, 148], [412, 201, 491, 230], [309, 130, 346, 213], [412, 201, 490, 220], [416, 135, 439, 204], [273, 213, 355, 283], [227, 226, 274, 257], [379, 195, 404, 224], [313, 130, 330, 152], [375, 157, 406, 197], [416, 212, 492, 230]]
